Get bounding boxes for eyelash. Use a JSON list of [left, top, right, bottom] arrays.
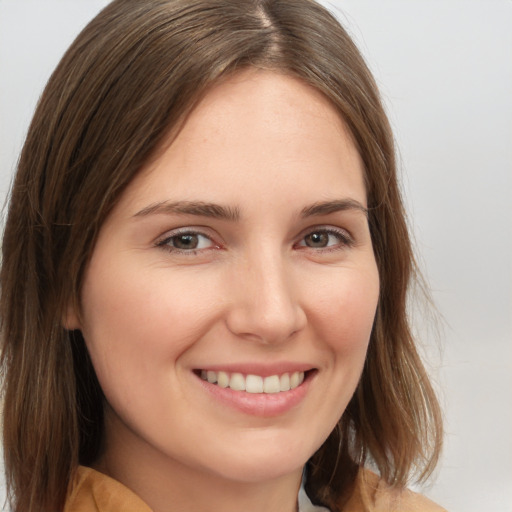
[[155, 229, 218, 255], [155, 226, 354, 255], [295, 227, 354, 252]]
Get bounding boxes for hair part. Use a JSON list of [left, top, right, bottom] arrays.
[[1, 1, 443, 510]]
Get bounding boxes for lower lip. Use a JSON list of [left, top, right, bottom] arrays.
[[195, 372, 314, 417]]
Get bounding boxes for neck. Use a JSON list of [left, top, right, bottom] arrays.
[[95, 410, 303, 512]]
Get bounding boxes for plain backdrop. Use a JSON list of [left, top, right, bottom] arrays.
[[1, 1, 511, 511]]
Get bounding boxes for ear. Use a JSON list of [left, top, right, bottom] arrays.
[[62, 302, 82, 331]]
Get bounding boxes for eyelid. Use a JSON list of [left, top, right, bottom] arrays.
[[153, 224, 355, 255], [295, 225, 355, 250], [154, 226, 222, 252]]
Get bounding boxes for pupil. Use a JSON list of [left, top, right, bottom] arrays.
[[307, 232, 328, 247], [174, 234, 198, 249]]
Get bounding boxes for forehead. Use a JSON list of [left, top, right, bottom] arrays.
[[117, 69, 366, 215], [176, 68, 357, 158]]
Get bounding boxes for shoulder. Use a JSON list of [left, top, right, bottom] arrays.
[[341, 469, 447, 512], [64, 466, 153, 512]]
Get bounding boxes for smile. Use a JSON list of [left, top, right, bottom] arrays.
[[199, 370, 305, 393]]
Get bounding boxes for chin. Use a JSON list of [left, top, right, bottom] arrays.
[[197, 435, 317, 483], [209, 459, 303, 484]]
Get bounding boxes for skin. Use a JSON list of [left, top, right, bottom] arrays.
[[67, 69, 380, 512]]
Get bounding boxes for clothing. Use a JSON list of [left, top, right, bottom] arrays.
[[64, 465, 446, 512]]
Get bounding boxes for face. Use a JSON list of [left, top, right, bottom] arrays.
[[70, 70, 379, 485]]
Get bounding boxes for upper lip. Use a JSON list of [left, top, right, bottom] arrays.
[[193, 363, 316, 377]]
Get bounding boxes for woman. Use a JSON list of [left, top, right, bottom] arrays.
[[1, 1, 444, 511]]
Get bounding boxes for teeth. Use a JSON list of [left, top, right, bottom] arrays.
[[290, 371, 300, 388], [246, 375, 263, 393], [230, 372, 245, 391], [199, 370, 306, 393], [217, 371, 229, 388], [280, 373, 290, 391], [263, 375, 280, 394]]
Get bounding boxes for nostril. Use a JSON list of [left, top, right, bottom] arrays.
[[224, 302, 307, 345]]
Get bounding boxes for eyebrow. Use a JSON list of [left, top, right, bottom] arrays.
[[133, 198, 367, 222], [133, 200, 241, 221], [300, 199, 368, 218]]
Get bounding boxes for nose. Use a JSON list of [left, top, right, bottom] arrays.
[[225, 252, 307, 344]]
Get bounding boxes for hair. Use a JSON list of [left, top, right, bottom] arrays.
[[0, 1, 443, 511]]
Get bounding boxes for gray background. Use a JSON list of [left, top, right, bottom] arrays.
[[1, 1, 511, 511]]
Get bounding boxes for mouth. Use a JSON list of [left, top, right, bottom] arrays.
[[195, 369, 314, 394]]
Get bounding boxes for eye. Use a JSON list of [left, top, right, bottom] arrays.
[[157, 231, 216, 252], [297, 228, 353, 250]]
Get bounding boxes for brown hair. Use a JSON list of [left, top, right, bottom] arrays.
[[0, 1, 443, 511]]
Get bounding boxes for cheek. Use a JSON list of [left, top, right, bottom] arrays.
[[296, 264, 379, 443], [79, 258, 219, 395], [307, 265, 379, 357]]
